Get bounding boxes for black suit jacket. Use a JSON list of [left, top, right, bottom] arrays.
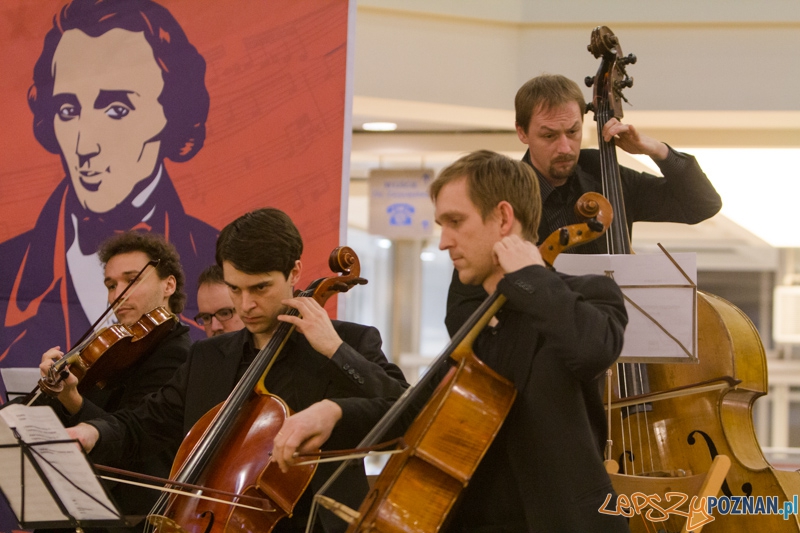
[[89, 322, 408, 533], [445, 266, 630, 532]]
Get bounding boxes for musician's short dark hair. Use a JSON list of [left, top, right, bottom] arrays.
[[430, 150, 541, 242], [216, 208, 303, 278], [27, 0, 209, 162], [98, 231, 187, 314], [515, 74, 586, 133], [197, 264, 225, 287]]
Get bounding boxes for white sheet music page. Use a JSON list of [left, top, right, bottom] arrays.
[[0, 404, 119, 522], [554, 253, 697, 362]]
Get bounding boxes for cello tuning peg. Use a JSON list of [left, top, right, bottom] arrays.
[[584, 76, 594, 88], [559, 228, 570, 246], [585, 102, 594, 114], [621, 53, 637, 65], [587, 219, 604, 233]]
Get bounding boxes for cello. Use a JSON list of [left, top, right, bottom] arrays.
[[587, 25, 800, 531], [310, 192, 614, 532], [146, 246, 367, 533]]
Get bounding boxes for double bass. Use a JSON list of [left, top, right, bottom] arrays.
[[587, 25, 800, 531], [310, 193, 614, 532]]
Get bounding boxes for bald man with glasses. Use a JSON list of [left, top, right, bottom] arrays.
[[195, 265, 245, 337]]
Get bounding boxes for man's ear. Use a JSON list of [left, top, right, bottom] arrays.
[[163, 275, 176, 297], [496, 201, 516, 236], [515, 123, 529, 145], [288, 260, 302, 286]]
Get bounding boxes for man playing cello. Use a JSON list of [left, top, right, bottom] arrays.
[[65, 208, 408, 533], [429, 150, 631, 532], [269, 151, 632, 532]]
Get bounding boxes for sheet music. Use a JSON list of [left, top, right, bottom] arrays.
[[554, 253, 697, 362], [0, 404, 119, 523]]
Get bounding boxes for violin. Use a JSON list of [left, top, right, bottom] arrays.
[[309, 193, 613, 533], [147, 246, 367, 533], [25, 259, 176, 401], [586, 26, 800, 532], [39, 306, 176, 396]]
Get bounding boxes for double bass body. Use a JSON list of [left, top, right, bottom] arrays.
[[609, 291, 800, 531]]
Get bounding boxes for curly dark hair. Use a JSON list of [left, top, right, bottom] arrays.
[[216, 208, 303, 278], [27, 0, 209, 163], [98, 231, 187, 313]]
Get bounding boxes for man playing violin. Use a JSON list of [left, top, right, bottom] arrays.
[[430, 150, 630, 532], [37, 231, 192, 528], [195, 264, 245, 337], [65, 208, 408, 533], [445, 74, 722, 335]]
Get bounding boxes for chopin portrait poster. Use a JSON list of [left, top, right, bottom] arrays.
[[0, 0, 352, 396]]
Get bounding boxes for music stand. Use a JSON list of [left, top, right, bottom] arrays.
[[0, 405, 129, 529]]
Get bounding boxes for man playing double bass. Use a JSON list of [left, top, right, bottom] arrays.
[[446, 74, 722, 334], [36, 231, 192, 528], [66, 208, 409, 533]]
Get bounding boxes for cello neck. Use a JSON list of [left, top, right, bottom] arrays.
[[172, 296, 305, 486]]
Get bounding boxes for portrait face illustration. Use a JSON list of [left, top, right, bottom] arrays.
[[52, 28, 167, 213]]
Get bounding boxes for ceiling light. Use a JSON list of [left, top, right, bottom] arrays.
[[362, 122, 397, 131]]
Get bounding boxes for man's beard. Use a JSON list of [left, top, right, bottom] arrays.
[[548, 157, 578, 182]]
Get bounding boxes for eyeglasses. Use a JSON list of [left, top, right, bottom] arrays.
[[194, 307, 236, 326]]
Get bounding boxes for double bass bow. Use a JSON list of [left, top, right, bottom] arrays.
[[587, 26, 800, 532], [309, 193, 613, 533], [146, 246, 367, 533]]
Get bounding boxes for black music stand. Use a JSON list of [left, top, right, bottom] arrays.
[[0, 406, 130, 530]]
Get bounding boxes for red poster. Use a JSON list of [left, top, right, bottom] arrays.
[[0, 0, 351, 391]]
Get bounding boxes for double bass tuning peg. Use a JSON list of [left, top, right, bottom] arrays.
[[616, 77, 634, 90]]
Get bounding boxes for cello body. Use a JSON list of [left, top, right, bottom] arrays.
[[151, 394, 316, 533], [609, 291, 800, 531], [348, 353, 516, 533]]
